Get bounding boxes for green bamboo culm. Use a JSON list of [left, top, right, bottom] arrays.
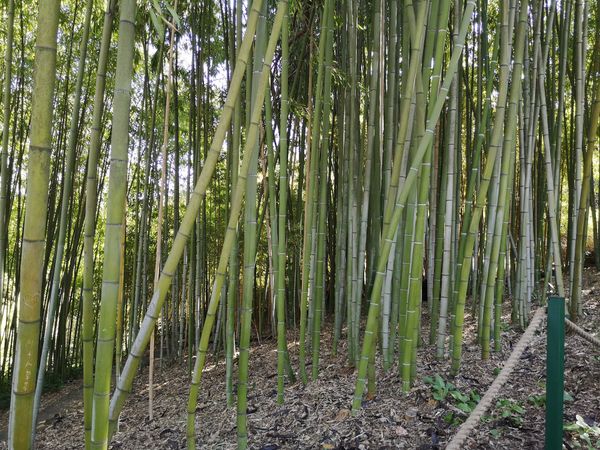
[[529, 0, 565, 315], [380, 0, 399, 368], [365, 0, 387, 385], [0, 0, 14, 356], [571, 66, 600, 321], [265, 70, 279, 341], [486, 5, 518, 346], [82, 0, 116, 447], [237, 0, 268, 445], [568, 0, 585, 301], [186, 3, 288, 448], [479, 0, 514, 359], [275, 2, 290, 405], [298, 0, 331, 382], [352, 0, 476, 414], [311, 0, 334, 381], [397, 0, 430, 391], [226, 0, 243, 408], [344, 0, 359, 366], [401, 100, 431, 392], [353, 0, 381, 371], [450, 0, 528, 375], [7, 0, 60, 446], [107, 0, 266, 436], [32, 0, 94, 440], [431, 0, 459, 355], [91, 0, 137, 447], [386, 0, 428, 372]]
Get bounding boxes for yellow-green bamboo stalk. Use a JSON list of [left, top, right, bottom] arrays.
[[7, 0, 60, 446], [149, 0, 178, 421], [91, 0, 137, 447], [481, 34, 519, 358], [477, 0, 512, 354], [32, 0, 94, 439], [275, 4, 290, 404], [381, 0, 399, 369], [299, 0, 331, 382], [537, 40, 566, 304], [569, 0, 585, 287], [188, 6, 287, 449], [345, 0, 359, 365], [311, 0, 334, 380], [432, 0, 457, 357], [451, 0, 528, 375], [352, 0, 476, 413], [237, 0, 268, 446], [107, 2, 267, 437], [226, 0, 243, 408], [571, 71, 600, 320], [401, 139, 431, 391], [0, 0, 14, 352], [356, 0, 383, 363], [82, 1, 116, 446]]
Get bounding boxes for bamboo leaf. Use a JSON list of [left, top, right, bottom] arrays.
[[164, 2, 181, 28], [149, 10, 164, 37]]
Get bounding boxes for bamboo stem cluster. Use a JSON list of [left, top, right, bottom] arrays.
[[2, 0, 600, 448]]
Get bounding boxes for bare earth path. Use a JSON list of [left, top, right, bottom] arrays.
[[0, 379, 83, 447]]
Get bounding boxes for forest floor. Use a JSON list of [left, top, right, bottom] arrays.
[[1, 270, 599, 450]]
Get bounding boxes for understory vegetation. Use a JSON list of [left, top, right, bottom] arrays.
[[0, 0, 598, 448]]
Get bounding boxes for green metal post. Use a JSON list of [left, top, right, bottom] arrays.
[[545, 296, 565, 450]]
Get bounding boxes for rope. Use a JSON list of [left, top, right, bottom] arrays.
[[445, 307, 546, 450], [565, 318, 600, 348], [445, 307, 599, 448]]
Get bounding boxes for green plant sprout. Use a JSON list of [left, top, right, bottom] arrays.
[[565, 415, 600, 449], [424, 374, 480, 426]]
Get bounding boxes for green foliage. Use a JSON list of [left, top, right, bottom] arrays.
[[527, 389, 574, 407], [480, 398, 526, 432], [443, 411, 462, 426], [451, 388, 481, 414], [527, 393, 545, 407], [424, 374, 451, 401], [489, 428, 502, 439], [424, 374, 480, 426], [0, 377, 10, 410], [43, 372, 65, 393], [494, 398, 525, 427], [565, 415, 600, 449], [2, 364, 82, 408]]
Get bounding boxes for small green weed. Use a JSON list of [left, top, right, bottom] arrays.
[[424, 374, 480, 426], [527, 390, 574, 407], [565, 415, 600, 449], [449, 388, 480, 414], [495, 398, 525, 427], [423, 374, 452, 401], [489, 428, 502, 439]]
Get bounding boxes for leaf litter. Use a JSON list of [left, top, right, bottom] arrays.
[[0, 269, 598, 449]]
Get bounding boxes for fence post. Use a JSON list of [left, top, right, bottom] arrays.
[[545, 296, 565, 450]]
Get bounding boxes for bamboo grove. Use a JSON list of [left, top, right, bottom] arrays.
[[0, 0, 599, 448]]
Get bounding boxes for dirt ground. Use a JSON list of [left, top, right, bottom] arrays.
[[1, 270, 599, 449]]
